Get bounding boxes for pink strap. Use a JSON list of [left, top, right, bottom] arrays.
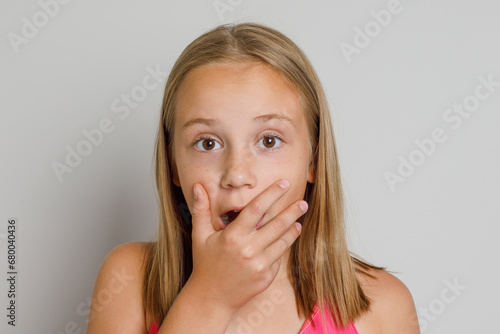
[[148, 321, 159, 334], [298, 304, 358, 334], [148, 305, 358, 333]]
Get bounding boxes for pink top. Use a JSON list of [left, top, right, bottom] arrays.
[[148, 304, 358, 333]]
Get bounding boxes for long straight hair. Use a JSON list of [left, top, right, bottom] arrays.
[[143, 22, 382, 330]]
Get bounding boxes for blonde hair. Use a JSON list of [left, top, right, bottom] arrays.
[[144, 22, 382, 330]]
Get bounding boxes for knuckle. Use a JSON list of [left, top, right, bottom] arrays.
[[250, 201, 263, 215], [273, 217, 287, 233], [251, 260, 266, 274], [241, 245, 255, 259], [276, 238, 288, 252]]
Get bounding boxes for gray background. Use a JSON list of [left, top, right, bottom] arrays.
[[1, 0, 499, 333]]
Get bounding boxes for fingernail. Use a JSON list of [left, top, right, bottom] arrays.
[[278, 179, 290, 190], [299, 201, 308, 212], [295, 223, 302, 233], [193, 185, 198, 201]]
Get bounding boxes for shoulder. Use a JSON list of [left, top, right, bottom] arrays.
[[100, 241, 151, 274], [354, 268, 420, 334], [86, 242, 154, 334]]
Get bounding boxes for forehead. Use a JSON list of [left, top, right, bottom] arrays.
[[174, 61, 305, 123]]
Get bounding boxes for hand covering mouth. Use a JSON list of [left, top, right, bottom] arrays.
[[220, 209, 242, 226]]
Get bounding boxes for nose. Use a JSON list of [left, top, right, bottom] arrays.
[[220, 148, 257, 189]]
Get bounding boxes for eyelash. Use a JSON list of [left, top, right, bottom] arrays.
[[193, 133, 285, 152]]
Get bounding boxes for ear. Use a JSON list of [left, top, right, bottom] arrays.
[[307, 162, 315, 183]]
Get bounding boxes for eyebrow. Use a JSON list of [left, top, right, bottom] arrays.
[[182, 113, 294, 129], [254, 113, 294, 124]]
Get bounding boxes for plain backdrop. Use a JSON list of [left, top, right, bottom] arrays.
[[1, 0, 499, 333]]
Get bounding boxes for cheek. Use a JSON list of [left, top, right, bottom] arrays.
[[264, 167, 309, 206], [178, 168, 220, 207]]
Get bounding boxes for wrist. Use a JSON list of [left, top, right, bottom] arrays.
[[180, 276, 237, 321]]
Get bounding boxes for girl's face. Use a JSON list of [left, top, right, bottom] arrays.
[[172, 61, 314, 231]]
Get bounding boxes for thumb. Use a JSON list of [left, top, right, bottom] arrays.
[[191, 183, 215, 239]]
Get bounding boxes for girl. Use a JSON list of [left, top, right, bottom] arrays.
[[86, 23, 420, 334]]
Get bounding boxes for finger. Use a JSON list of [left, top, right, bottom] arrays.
[[232, 179, 290, 232], [264, 222, 302, 262], [191, 183, 215, 240], [256, 200, 307, 248], [268, 257, 282, 280]]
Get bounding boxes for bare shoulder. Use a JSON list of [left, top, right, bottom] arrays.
[[354, 267, 421, 334], [85, 241, 153, 334]]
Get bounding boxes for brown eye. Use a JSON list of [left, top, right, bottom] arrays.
[[203, 139, 215, 150], [263, 137, 276, 148], [195, 138, 221, 151], [258, 135, 282, 149]]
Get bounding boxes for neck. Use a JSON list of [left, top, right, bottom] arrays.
[[274, 248, 292, 283]]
